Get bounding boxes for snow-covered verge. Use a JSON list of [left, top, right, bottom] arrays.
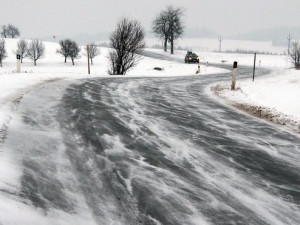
[[210, 69, 300, 134]]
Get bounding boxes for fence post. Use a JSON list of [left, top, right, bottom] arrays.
[[196, 64, 200, 74]]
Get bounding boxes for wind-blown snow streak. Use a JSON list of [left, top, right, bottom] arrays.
[[1, 70, 300, 224]]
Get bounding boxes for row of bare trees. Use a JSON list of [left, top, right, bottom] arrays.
[[13, 39, 45, 65], [1, 24, 20, 38], [1, 38, 101, 67], [57, 40, 100, 65], [0, 39, 45, 66], [57, 39, 80, 65]]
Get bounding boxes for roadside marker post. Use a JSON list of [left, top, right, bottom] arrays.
[[87, 45, 91, 75], [196, 64, 200, 74], [231, 61, 238, 90], [16, 50, 21, 73], [253, 53, 257, 82]]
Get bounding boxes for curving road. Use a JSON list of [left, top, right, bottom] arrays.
[[1, 54, 300, 225]]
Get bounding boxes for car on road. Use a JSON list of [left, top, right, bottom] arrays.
[[185, 51, 199, 63]]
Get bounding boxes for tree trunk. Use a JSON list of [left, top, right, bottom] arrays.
[[164, 36, 168, 52], [91, 58, 93, 65], [34, 60, 37, 66], [72, 59, 74, 65], [65, 56, 67, 63], [170, 33, 174, 54]]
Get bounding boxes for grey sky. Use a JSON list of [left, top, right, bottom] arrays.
[[1, 0, 299, 38]]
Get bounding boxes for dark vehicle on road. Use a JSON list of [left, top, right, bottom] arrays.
[[185, 51, 199, 63]]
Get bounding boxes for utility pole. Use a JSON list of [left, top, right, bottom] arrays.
[[218, 36, 223, 53], [253, 53, 256, 82], [287, 34, 292, 55], [87, 45, 90, 75]]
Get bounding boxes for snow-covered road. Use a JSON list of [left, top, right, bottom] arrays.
[[1, 63, 300, 225]]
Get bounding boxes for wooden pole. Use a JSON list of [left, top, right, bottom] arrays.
[[253, 53, 256, 82], [87, 45, 90, 75]]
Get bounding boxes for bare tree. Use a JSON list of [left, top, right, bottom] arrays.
[[57, 39, 72, 63], [166, 6, 184, 54], [1, 25, 8, 38], [108, 18, 145, 75], [14, 39, 28, 63], [85, 43, 100, 65], [7, 24, 20, 38], [152, 6, 184, 54], [290, 41, 300, 68], [152, 10, 169, 52], [0, 39, 7, 67], [27, 40, 45, 66], [68, 41, 80, 65]]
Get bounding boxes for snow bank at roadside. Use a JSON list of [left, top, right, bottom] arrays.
[[211, 69, 300, 133]]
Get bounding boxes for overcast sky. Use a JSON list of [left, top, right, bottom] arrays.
[[1, 0, 299, 39]]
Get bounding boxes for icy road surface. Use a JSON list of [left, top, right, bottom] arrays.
[[1, 67, 300, 224]]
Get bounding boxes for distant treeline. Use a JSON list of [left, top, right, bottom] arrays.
[[222, 49, 281, 55]]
